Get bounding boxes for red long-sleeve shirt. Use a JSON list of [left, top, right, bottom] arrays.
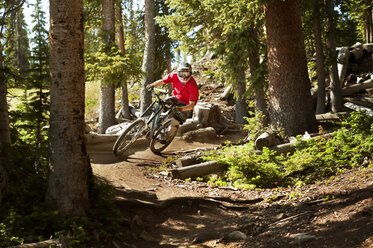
[[162, 72, 199, 105]]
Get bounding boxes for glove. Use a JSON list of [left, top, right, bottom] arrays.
[[146, 84, 153, 90]]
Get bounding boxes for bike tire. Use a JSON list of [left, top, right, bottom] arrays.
[[150, 119, 179, 154], [113, 118, 146, 156]]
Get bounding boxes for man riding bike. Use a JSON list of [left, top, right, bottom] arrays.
[[147, 62, 199, 125]]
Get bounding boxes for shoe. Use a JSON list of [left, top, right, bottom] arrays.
[[173, 112, 186, 125]]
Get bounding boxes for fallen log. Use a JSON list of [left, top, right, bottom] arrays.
[[105, 122, 130, 135], [341, 79, 373, 96], [85, 133, 119, 144], [344, 102, 373, 116], [87, 142, 116, 151], [175, 154, 204, 168], [8, 236, 67, 248], [171, 161, 224, 179], [315, 112, 349, 121]]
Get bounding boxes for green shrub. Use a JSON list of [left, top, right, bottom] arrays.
[[203, 111, 373, 189]]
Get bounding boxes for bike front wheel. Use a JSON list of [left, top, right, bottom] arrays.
[[150, 119, 179, 154], [113, 118, 146, 156]]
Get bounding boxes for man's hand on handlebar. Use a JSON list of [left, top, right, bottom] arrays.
[[146, 84, 154, 91]]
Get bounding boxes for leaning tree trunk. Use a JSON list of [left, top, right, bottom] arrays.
[[99, 0, 116, 133], [264, 0, 317, 136], [313, 0, 327, 114], [115, 1, 131, 120], [140, 0, 155, 114], [46, 0, 91, 216], [324, 0, 343, 112]]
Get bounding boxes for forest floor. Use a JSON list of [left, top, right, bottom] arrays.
[[89, 64, 373, 248]]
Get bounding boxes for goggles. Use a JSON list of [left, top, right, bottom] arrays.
[[178, 71, 192, 79]]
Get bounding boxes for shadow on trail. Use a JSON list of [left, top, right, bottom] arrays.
[[99, 179, 373, 248], [242, 184, 373, 248], [111, 185, 261, 248]]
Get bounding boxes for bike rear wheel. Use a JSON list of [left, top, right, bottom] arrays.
[[150, 119, 179, 154], [113, 118, 146, 156]]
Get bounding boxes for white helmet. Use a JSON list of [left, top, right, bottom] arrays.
[[177, 63, 192, 83]]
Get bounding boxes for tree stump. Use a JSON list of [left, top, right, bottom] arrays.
[[192, 102, 238, 133], [176, 120, 200, 136]]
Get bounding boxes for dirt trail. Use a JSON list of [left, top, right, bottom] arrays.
[[91, 137, 223, 200], [90, 133, 373, 248]]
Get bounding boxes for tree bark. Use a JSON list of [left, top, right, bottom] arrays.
[[234, 66, 247, 124], [0, 66, 9, 204], [313, 0, 327, 114], [0, 48, 11, 203], [99, 0, 116, 133], [324, 0, 343, 112], [115, 1, 131, 120], [47, 0, 91, 216], [140, 0, 155, 114], [264, 0, 317, 136]]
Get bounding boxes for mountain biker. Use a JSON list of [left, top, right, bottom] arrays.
[[147, 62, 199, 124]]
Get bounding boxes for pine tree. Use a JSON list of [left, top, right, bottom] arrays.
[[28, 0, 49, 169], [3, 6, 30, 87]]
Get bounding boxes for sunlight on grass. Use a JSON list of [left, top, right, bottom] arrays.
[[85, 81, 100, 121], [8, 88, 32, 110], [8, 81, 139, 121]]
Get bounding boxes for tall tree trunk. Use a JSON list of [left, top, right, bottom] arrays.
[[47, 0, 91, 216], [99, 0, 116, 133], [234, 66, 247, 124], [368, 0, 373, 43], [313, 0, 327, 114], [324, 0, 343, 113], [140, 0, 155, 114], [0, 0, 26, 204], [264, 0, 317, 136], [16, 10, 29, 79], [0, 51, 10, 204], [115, 1, 131, 120]]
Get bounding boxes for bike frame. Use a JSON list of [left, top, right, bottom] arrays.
[[139, 91, 172, 138]]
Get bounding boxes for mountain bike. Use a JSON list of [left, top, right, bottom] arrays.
[[112, 90, 181, 156]]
